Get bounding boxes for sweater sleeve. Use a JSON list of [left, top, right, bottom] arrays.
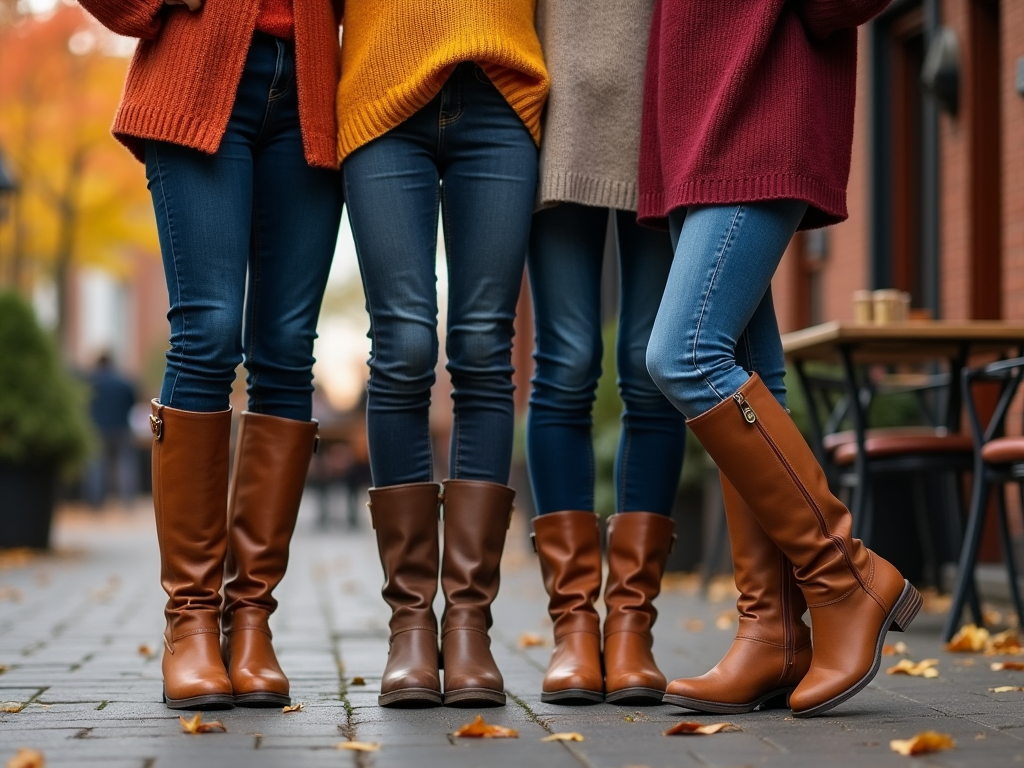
[[76, 0, 165, 40], [798, 0, 892, 39]]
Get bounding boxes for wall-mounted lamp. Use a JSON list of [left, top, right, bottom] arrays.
[[921, 26, 960, 115]]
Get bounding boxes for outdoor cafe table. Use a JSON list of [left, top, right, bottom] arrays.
[[780, 320, 1024, 551]]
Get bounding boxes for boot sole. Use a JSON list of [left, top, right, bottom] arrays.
[[379, 688, 443, 708], [233, 691, 292, 708], [605, 687, 665, 706], [443, 688, 506, 707], [163, 687, 234, 711], [663, 687, 794, 714], [792, 580, 923, 719], [541, 688, 604, 704]]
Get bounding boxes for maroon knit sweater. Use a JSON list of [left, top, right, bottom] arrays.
[[638, 0, 891, 230]]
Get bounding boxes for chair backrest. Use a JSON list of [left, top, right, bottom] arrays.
[[962, 356, 1024, 451]]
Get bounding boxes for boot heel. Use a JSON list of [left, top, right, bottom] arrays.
[[760, 689, 793, 709], [888, 581, 923, 633]]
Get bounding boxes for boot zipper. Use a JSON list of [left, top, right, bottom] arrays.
[[732, 392, 875, 602], [779, 551, 793, 674]]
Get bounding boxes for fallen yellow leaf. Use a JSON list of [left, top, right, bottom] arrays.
[[990, 661, 1024, 671], [945, 624, 989, 653], [883, 641, 910, 656], [1, 702, 23, 713], [282, 703, 303, 713], [684, 618, 705, 632], [5, 748, 44, 768], [336, 742, 381, 752], [350, 677, 366, 686], [178, 713, 226, 734], [889, 731, 955, 756], [985, 629, 1023, 656], [518, 632, 547, 648], [137, 644, 156, 659], [453, 715, 518, 738], [715, 612, 736, 630], [663, 722, 738, 736], [542, 732, 584, 742], [989, 686, 1024, 693], [887, 659, 939, 678]]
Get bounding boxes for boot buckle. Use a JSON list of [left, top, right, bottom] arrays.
[[529, 532, 537, 553], [149, 415, 163, 441]]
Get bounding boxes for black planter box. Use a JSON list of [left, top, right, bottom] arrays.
[[0, 460, 57, 549]]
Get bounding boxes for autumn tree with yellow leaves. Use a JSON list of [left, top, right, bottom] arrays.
[[0, 1, 158, 350]]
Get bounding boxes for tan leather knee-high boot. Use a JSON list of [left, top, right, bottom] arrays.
[[369, 482, 443, 707], [687, 375, 922, 718], [603, 511, 674, 705], [532, 511, 604, 703], [440, 479, 514, 707], [221, 411, 318, 707], [664, 473, 811, 713], [150, 401, 234, 710]]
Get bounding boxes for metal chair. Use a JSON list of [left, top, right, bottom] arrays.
[[942, 357, 1024, 640]]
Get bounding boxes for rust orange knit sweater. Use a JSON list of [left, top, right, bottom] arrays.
[[337, 1, 549, 162], [78, 0, 342, 169]]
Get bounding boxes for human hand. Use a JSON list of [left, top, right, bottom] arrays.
[[164, 0, 203, 11]]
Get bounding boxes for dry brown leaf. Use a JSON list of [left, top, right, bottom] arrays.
[[661, 572, 699, 594], [663, 722, 738, 736], [920, 589, 952, 615], [715, 612, 736, 630], [0, 665, 9, 675], [889, 731, 955, 756], [0, 587, 24, 603], [453, 715, 518, 738], [282, 703, 303, 713], [953, 659, 976, 667], [137, 644, 156, 659], [1, 702, 23, 713], [336, 742, 380, 752], [684, 618, 705, 632], [350, 676, 366, 686], [706, 576, 740, 604], [989, 686, 1024, 692], [178, 713, 226, 734], [945, 624, 989, 653], [5, 748, 44, 768], [542, 732, 584, 742], [985, 629, 1023, 656], [886, 659, 939, 678], [883, 641, 910, 656], [990, 661, 1024, 671], [0, 549, 36, 571], [983, 608, 1003, 626], [518, 632, 547, 648]]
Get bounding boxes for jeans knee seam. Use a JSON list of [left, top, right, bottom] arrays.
[[690, 205, 745, 405], [153, 143, 186, 406]]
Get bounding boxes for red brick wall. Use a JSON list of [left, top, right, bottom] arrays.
[[1003, 0, 1024, 322]]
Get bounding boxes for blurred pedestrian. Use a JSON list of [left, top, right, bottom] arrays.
[[82, 351, 138, 508], [339, 1, 548, 708], [639, 0, 921, 718], [78, 0, 344, 712], [526, 0, 686, 707]]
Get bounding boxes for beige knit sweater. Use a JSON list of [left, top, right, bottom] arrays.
[[535, 0, 655, 211]]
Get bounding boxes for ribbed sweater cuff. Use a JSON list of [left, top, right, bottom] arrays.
[[539, 172, 638, 212], [637, 172, 847, 227]]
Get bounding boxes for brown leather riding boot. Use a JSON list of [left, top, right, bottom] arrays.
[[532, 511, 604, 704], [603, 511, 674, 705], [150, 401, 234, 710], [440, 479, 514, 707], [221, 412, 318, 707], [687, 375, 922, 718], [369, 482, 443, 707], [663, 473, 811, 713]]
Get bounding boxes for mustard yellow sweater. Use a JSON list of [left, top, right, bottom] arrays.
[[337, 1, 549, 161]]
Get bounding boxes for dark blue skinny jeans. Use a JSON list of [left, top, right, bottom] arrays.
[[145, 32, 343, 421], [342, 63, 538, 487], [526, 204, 687, 515], [646, 201, 809, 419]]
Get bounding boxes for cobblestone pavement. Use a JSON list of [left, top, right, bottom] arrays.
[[1, 498, 1023, 768]]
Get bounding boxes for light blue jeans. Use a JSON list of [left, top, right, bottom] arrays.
[[646, 201, 808, 419]]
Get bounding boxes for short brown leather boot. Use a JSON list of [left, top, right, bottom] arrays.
[[687, 374, 922, 718], [603, 511, 674, 705], [440, 479, 514, 707], [368, 482, 443, 707], [532, 511, 604, 704], [150, 401, 234, 710], [222, 411, 318, 707], [663, 473, 811, 713]]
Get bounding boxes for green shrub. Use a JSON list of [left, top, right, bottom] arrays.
[[0, 290, 94, 474]]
